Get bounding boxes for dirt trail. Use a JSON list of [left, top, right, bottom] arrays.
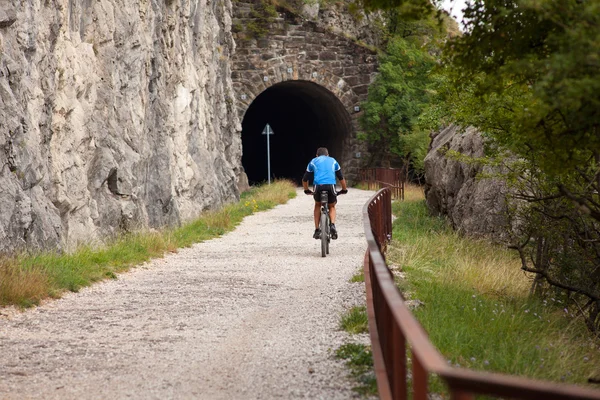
[[0, 188, 374, 399]]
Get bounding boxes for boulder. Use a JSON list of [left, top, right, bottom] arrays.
[[424, 125, 510, 241]]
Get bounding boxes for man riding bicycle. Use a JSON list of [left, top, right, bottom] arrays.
[[302, 147, 348, 240]]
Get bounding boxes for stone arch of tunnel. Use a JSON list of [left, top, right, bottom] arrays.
[[241, 80, 352, 185]]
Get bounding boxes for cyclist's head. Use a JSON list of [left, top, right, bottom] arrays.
[[316, 147, 329, 156]]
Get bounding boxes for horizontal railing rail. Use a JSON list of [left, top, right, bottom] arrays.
[[363, 187, 600, 400]]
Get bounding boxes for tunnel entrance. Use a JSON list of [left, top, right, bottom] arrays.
[[241, 80, 353, 185]]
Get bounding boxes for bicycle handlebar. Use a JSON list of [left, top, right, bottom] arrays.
[[304, 189, 348, 195]]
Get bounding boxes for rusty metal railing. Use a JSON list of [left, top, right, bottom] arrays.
[[363, 187, 600, 400], [360, 167, 405, 200]]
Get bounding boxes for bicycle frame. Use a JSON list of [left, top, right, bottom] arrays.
[[320, 191, 331, 257]]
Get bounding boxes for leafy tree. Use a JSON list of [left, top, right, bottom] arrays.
[[356, 0, 600, 331], [503, 160, 600, 332], [359, 15, 446, 172], [433, 0, 600, 330], [445, 0, 600, 175]]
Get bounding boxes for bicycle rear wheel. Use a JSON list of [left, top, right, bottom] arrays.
[[326, 216, 330, 255], [320, 211, 327, 257]]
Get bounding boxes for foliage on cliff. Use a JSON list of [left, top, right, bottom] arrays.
[[357, 11, 455, 172], [359, 35, 434, 170], [241, 0, 279, 39]]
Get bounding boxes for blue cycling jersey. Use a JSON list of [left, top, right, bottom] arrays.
[[306, 155, 340, 185]]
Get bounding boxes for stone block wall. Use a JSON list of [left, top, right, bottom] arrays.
[[231, 0, 379, 181]]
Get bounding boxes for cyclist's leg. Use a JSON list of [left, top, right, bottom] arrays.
[[312, 186, 322, 232], [329, 202, 338, 239], [329, 202, 337, 224], [327, 184, 339, 224], [313, 201, 320, 228], [327, 185, 339, 239], [312, 201, 322, 239]]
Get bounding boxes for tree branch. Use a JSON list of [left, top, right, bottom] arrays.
[[559, 185, 600, 222], [512, 192, 563, 202], [520, 265, 600, 301]]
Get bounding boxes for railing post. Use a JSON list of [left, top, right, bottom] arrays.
[[413, 355, 428, 400], [385, 189, 392, 241], [392, 322, 407, 400], [451, 390, 474, 400], [382, 297, 392, 387]]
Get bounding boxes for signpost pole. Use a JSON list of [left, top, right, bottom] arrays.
[[266, 124, 271, 184], [262, 123, 274, 184]]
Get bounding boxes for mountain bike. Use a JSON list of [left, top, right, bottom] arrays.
[[318, 190, 346, 257]]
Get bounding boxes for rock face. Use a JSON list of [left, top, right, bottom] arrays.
[[0, 0, 242, 252], [424, 125, 509, 241], [313, 3, 382, 48]]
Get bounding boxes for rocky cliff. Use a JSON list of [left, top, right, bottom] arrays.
[[0, 0, 242, 252], [424, 125, 510, 241], [300, 1, 383, 48]]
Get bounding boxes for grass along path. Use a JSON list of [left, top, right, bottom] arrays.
[[388, 185, 600, 389], [336, 267, 377, 398], [0, 180, 297, 309]]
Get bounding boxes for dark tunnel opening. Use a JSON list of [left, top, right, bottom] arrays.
[[241, 80, 352, 185]]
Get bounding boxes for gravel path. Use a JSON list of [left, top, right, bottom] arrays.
[[0, 188, 373, 400]]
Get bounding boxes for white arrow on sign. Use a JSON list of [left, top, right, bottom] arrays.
[[262, 123, 274, 136], [262, 123, 274, 184]]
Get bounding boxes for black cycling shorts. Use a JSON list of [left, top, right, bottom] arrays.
[[313, 184, 338, 204]]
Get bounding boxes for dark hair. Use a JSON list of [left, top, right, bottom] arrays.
[[316, 147, 329, 156]]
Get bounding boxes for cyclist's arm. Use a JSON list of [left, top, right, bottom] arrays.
[[302, 171, 314, 191], [335, 170, 348, 191], [302, 180, 310, 191], [339, 178, 348, 191]]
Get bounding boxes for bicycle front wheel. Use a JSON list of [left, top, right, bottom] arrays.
[[320, 211, 327, 257]]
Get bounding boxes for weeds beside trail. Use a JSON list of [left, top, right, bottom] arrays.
[[0, 181, 297, 308], [335, 267, 377, 397], [389, 185, 600, 389]]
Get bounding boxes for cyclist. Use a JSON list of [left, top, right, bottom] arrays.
[[302, 147, 348, 240]]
